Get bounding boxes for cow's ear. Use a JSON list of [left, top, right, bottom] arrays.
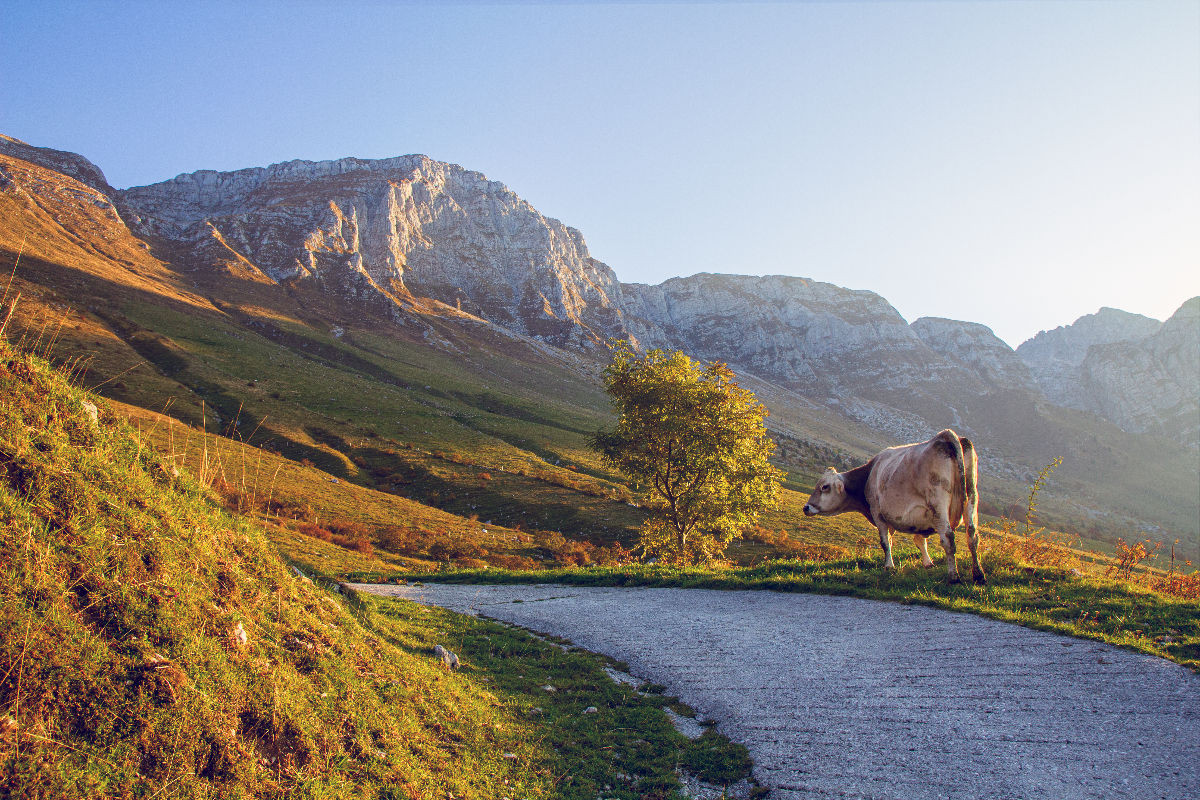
[[824, 466, 837, 474]]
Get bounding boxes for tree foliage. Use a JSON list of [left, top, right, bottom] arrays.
[[591, 343, 784, 564]]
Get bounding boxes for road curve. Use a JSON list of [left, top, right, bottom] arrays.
[[354, 583, 1200, 800]]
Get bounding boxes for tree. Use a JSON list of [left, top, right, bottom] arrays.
[[590, 342, 784, 564]]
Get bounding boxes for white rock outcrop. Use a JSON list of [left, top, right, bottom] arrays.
[[1078, 299, 1200, 444], [1016, 307, 1161, 409], [119, 156, 627, 347], [622, 273, 972, 400], [911, 317, 1037, 393]]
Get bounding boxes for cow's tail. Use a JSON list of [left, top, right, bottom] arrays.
[[934, 429, 969, 512], [958, 434, 985, 583], [958, 437, 978, 537]]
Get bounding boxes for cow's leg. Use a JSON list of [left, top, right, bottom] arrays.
[[913, 534, 934, 567], [877, 521, 895, 570], [965, 526, 984, 584], [938, 520, 961, 583]]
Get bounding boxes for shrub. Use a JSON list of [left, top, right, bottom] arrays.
[[1155, 571, 1200, 600], [1108, 538, 1161, 581], [340, 536, 374, 557], [295, 521, 333, 541], [327, 520, 368, 539], [591, 343, 783, 565]]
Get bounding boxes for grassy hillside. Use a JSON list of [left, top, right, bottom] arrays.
[[0, 155, 1194, 562], [0, 343, 755, 798]]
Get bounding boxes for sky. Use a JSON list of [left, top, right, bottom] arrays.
[[2, 0, 1197, 347]]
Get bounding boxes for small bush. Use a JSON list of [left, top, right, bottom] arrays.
[[1108, 538, 1161, 581], [295, 521, 333, 541]]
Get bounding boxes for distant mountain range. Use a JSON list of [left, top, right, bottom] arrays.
[[1, 133, 1196, 545]]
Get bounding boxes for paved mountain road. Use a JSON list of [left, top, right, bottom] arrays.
[[353, 583, 1200, 800]]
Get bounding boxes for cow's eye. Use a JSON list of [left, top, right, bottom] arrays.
[[820, 485, 829, 493]]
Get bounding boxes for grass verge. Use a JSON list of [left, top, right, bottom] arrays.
[[359, 591, 757, 799]]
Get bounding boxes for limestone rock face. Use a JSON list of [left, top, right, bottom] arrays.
[[1015, 302, 1198, 442], [911, 317, 1037, 393], [1079, 299, 1200, 444], [1017, 307, 1161, 409], [119, 156, 626, 347], [100, 147, 1199, 448], [622, 274, 972, 398]]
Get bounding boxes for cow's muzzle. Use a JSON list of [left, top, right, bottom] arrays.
[[803, 504, 817, 516]]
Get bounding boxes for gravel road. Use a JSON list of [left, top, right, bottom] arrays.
[[353, 583, 1200, 800]]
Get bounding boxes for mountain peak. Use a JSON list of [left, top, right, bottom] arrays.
[[0, 134, 112, 193]]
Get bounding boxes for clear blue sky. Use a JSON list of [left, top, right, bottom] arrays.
[[3, 0, 1197, 346]]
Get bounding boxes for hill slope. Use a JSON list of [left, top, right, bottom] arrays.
[[0, 135, 1196, 554], [0, 343, 553, 798]]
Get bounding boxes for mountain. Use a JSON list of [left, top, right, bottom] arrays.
[[118, 155, 627, 349], [1, 136, 1196, 550], [1078, 300, 1200, 445], [1019, 303, 1200, 445], [1016, 307, 1161, 409], [910, 316, 1039, 393], [0, 133, 113, 193]]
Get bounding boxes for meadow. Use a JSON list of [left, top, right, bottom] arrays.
[[2, 258, 1196, 798], [0, 342, 756, 798]]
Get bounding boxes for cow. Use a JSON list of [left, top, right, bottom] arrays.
[[803, 429, 985, 584]]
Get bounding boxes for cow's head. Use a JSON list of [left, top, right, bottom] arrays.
[[803, 468, 846, 516]]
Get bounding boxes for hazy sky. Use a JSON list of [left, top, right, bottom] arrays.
[[3, 0, 1197, 346]]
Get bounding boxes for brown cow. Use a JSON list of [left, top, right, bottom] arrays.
[[803, 429, 985, 584]]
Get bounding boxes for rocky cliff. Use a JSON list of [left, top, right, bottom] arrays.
[[1016, 307, 1161, 409], [1077, 300, 1200, 444], [1017, 303, 1199, 443], [621, 273, 978, 402], [112, 152, 1198, 450], [910, 316, 1038, 394], [0, 134, 114, 195], [119, 156, 626, 348]]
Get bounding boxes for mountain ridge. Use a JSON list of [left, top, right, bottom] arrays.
[[1, 136, 1195, 547]]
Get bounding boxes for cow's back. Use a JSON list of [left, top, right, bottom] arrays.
[[865, 436, 964, 532]]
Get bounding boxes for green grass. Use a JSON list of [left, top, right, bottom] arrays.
[[360, 591, 757, 799], [0, 343, 755, 798], [14, 243, 1195, 559], [365, 557, 1200, 673]]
